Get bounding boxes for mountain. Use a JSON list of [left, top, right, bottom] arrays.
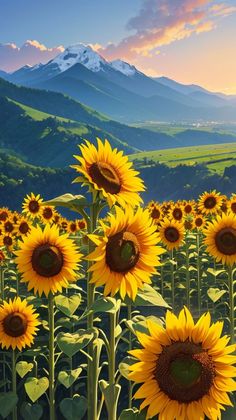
[[5, 43, 236, 123]]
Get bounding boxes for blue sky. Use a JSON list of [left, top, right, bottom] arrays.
[[0, 0, 236, 93]]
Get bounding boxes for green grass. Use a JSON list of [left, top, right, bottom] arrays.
[[8, 98, 71, 122], [129, 142, 236, 174]]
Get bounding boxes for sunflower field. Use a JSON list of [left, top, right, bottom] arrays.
[[0, 138, 236, 420]]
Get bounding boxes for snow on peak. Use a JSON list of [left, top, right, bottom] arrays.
[[51, 43, 107, 73], [110, 59, 137, 76]]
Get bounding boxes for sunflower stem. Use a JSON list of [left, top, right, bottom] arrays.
[[228, 265, 235, 344], [196, 232, 202, 317], [170, 250, 175, 310], [87, 199, 99, 420], [0, 266, 5, 302], [185, 238, 190, 309], [127, 303, 132, 409], [107, 311, 119, 420], [12, 349, 17, 420], [48, 293, 55, 420]]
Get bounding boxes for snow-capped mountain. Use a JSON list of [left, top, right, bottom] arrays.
[[110, 59, 138, 76], [2, 42, 236, 123], [49, 43, 108, 73]]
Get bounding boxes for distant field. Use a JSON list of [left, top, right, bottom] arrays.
[[129, 142, 236, 174]]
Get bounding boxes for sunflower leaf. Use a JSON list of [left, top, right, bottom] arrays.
[[24, 377, 49, 403], [119, 408, 146, 419], [0, 392, 18, 419], [16, 361, 34, 378], [55, 294, 82, 317], [58, 368, 82, 389], [207, 288, 227, 303], [133, 284, 170, 308], [43, 193, 88, 210], [20, 402, 43, 420], [59, 395, 87, 420], [57, 329, 94, 357]]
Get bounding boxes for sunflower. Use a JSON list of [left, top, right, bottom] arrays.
[[194, 215, 205, 230], [228, 198, 236, 215], [0, 297, 40, 350], [16, 217, 32, 237], [71, 138, 145, 207], [129, 306, 236, 420], [158, 218, 185, 251], [67, 220, 79, 235], [170, 205, 183, 221], [22, 193, 43, 219], [198, 190, 223, 215], [183, 201, 196, 215], [40, 206, 55, 224], [184, 219, 194, 231], [0, 234, 14, 251], [78, 219, 87, 230], [2, 218, 17, 236], [148, 202, 162, 222], [87, 206, 164, 300], [203, 213, 236, 266], [0, 208, 10, 222], [15, 224, 82, 297]]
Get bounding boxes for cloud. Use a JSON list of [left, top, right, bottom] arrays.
[[0, 40, 64, 72], [98, 0, 236, 61]]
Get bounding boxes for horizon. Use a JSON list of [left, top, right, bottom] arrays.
[[0, 0, 236, 94]]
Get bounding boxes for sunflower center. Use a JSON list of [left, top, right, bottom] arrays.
[[231, 203, 236, 214], [3, 236, 13, 247], [29, 200, 40, 213], [5, 221, 14, 233], [0, 211, 8, 221], [215, 227, 236, 255], [151, 208, 160, 219], [32, 244, 63, 277], [185, 205, 192, 214], [43, 207, 53, 219], [165, 227, 180, 243], [19, 222, 30, 234], [195, 217, 203, 227], [3, 312, 27, 337], [155, 341, 215, 403], [173, 209, 182, 220], [106, 231, 140, 273], [204, 196, 216, 209], [89, 162, 121, 194]]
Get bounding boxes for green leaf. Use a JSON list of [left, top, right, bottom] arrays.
[[91, 297, 120, 314], [99, 380, 121, 414], [55, 294, 81, 317], [133, 284, 170, 308], [58, 368, 82, 389], [57, 329, 94, 358], [119, 357, 136, 380], [20, 402, 43, 420], [59, 395, 87, 420], [207, 288, 227, 303], [24, 377, 49, 403], [207, 268, 226, 277], [43, 193, 88, 210], [0, 392, 18, 419], [119, 408, 146, 420], [16, 361, 34, 378]]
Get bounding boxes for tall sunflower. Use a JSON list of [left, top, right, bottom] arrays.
[[15, 224, 82, 296], [129, 306, 236, 420], [203, 213, 236, 266], [71, 138, 145, 207], [198, 190, 223, 215], [0, 297, 40, 350], [22, 193, 43, 219], [158, 218, 185, 251], [87, 206, 164, 300]]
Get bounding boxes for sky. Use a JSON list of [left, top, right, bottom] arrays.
[[0, 0, 236, 94]]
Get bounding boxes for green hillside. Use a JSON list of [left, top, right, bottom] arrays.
[[130, 143, 236, 174], [0, 96, 136, 167]]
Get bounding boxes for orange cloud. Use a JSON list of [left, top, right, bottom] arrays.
[[0, 40, 64, 72], [98, 0, 236, 62]]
